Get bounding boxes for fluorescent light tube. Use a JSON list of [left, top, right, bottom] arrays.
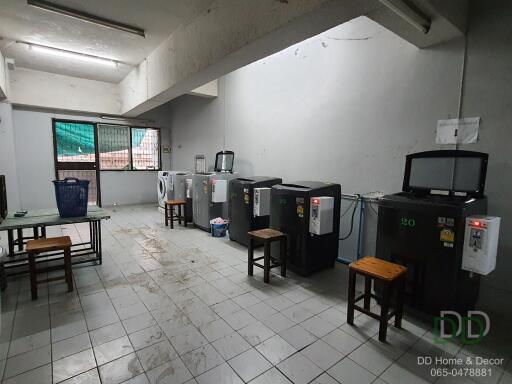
[[27, 0, 145, 38], [29, 44, 118, 67]]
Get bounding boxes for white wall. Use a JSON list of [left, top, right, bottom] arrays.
[[0, 103, 20, 210], [166, 9, 512, 316], [170, 17, 460, 183], [9, 68, 122, 115], [10, 108, 170, 210]]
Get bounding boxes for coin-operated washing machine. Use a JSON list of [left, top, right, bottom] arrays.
[[173, 172, 193, 222], [270, 181, 341, 276], [376, 150, 498, 316], [462, 216, 500, 276], [157, 171, 170, 209], [228, 176, 283, 246], [193, 151, 237, 232], [157, 171, 190, 210]]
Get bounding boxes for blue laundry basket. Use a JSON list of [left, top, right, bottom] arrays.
[[53, 178, 90, 218], [211, 223, 227, 237]]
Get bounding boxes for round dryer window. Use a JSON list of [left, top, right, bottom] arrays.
[[159, 178, 167, 199]]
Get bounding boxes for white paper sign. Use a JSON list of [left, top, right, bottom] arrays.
[[436, 117, 480, 144]]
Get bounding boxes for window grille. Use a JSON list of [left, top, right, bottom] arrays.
[[131, 128, 160, 170], [98, 124, 131, 170]]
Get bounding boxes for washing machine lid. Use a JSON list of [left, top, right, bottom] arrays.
[[214, 151, 234, 173]]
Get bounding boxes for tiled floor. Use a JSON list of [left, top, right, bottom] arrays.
[[0, 204, 511, 384]]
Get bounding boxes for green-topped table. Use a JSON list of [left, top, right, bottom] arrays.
[[0, 207, 110, 275]]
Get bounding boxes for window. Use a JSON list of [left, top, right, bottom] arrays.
[[97, 125, 161, 171], [55, 121, 96, 163], [131, 128, 160, 170], [98, 124, 131, 170]]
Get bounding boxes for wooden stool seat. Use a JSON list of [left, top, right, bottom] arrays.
[[165, 200, 188, 229], [248, 229, 287, 284], [166, 199, 186, 206], [347, 257, 406, 342], [26, 236, 72, 253], [26, 236, 74, 300], [248, 228, 287, 240], [350, 257, 406, 281]]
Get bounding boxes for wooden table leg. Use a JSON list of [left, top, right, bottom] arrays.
[[394, 275, 405, 328], [263, 240, 271, 283], [28, 253, 38, 300], [170, 206, 174, 229], [248, 238, 254, 276], [164, 203, 169, 227], [183, 204, 187, 228], [0, 261, 6, 291], [7, 230, 14, 257], [178, 205, 182, 225], [64, 247, 74, 292], [96, 220, 103, 265], [16, 229, 23, 251], [364, 276, 372, 310], [347, 269, 356, 325], [280, 237, 287, 277], [379, 282, 391, 342]]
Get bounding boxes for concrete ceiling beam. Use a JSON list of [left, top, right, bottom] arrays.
[[120, 0, 379, 116]]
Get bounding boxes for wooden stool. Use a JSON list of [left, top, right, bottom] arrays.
[[248, 229, 287, 284], [165, 200, 187, 229], [26, 236, 74, 300], [347, 256, 406, 342]]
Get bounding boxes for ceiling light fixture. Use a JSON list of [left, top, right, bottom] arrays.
[[379, 0, 431, 34], [27, 0, 145, 38], [23, 42, 119, 67]]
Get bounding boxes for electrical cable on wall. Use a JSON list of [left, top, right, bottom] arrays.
[[338, 191, 382, 242], [339, 194, 360, 240]]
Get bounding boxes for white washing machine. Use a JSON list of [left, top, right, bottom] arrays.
[[157, 171, 170, 208], [158, 170, 192, 209]]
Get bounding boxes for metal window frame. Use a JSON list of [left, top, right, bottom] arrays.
[[129, 126, 162, 171], [97, 122, 133, 171], [52, 119, 163, 207], [52, 118, 102, 207], [95, 122, 162, 172]]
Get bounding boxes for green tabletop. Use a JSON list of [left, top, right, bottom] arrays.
[[0, 206, 110, 231]]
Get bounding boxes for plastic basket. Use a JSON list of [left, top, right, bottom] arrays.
[[211, 223, 227, 237], [53, 178, 90, 218]]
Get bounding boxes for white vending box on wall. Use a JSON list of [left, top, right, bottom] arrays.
[[211, 179, 228, 203], [309, 196, 334, 235], [462, 216, 501, 275], [254, 188, 271, 216]]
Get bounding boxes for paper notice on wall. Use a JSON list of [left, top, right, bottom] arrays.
[[436, 117, 480, 144]]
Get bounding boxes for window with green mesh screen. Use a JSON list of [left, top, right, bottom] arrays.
[[98, 124, 131, 170], [55, 120, 161, 171], [55, 121, 96, 162]]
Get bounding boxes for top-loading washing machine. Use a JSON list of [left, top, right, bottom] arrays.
[[192, 151, 237, 231]]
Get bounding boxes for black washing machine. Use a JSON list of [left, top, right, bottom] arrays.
[[228, 176, 282, 246], [270, 181, 341, 276]]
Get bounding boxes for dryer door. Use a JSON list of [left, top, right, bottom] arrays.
[[158, 176, 167, 207]]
